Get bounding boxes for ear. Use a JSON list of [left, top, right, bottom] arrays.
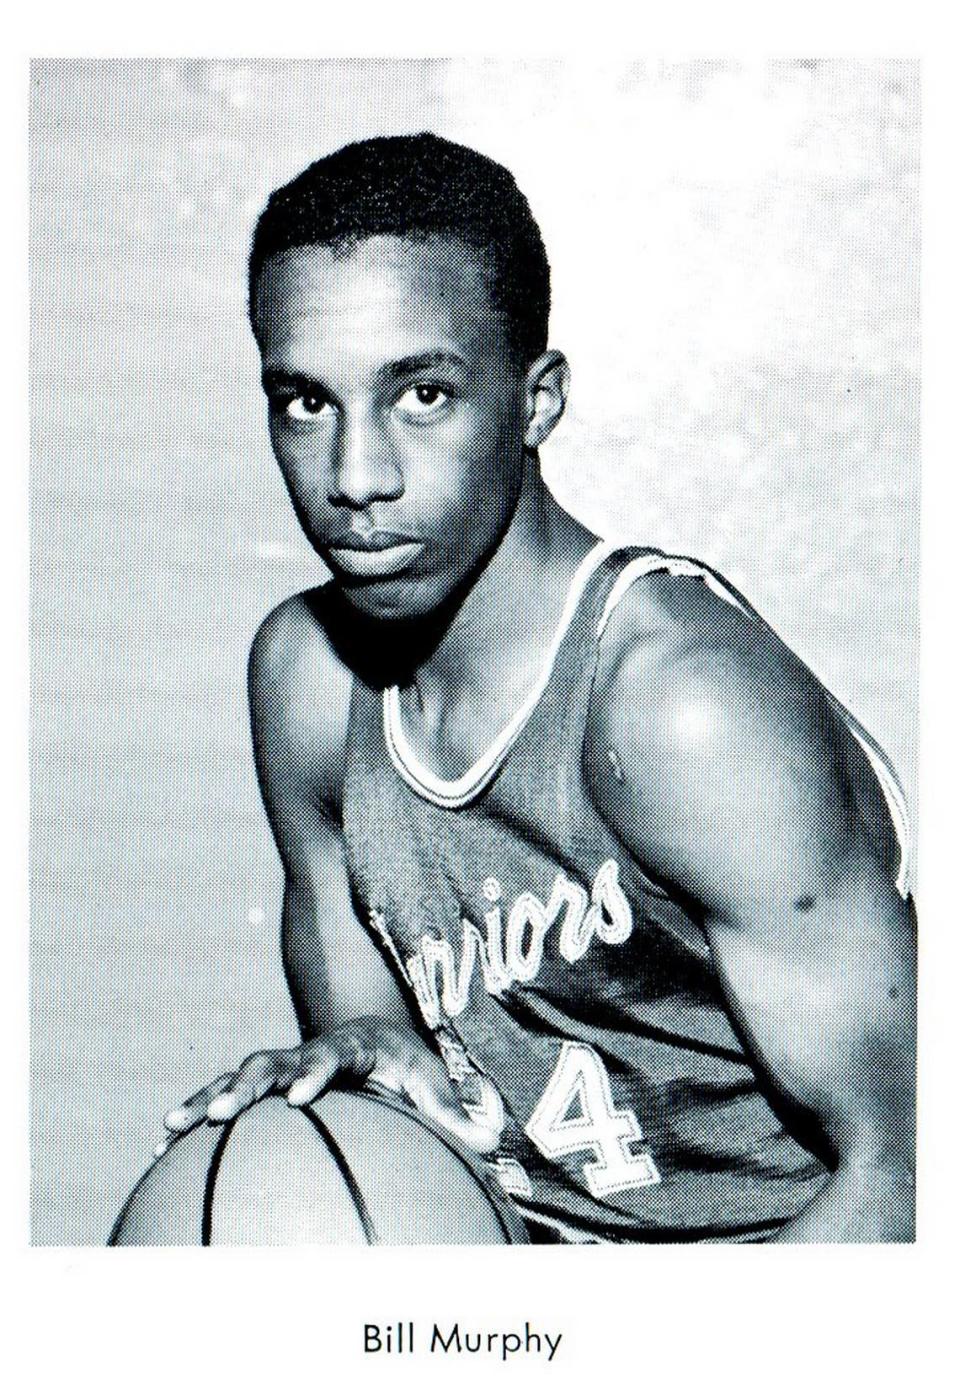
[[522, 350, 570, 450]]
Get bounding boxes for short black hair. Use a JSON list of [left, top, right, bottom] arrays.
[[249, 132, 550, 364]]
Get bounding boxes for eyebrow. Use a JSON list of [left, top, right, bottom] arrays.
[[386, 351, 468, 378], [262, 351, 469, 394], [261, 368, 314, 394]]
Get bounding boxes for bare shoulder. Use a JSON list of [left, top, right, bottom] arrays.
[[590, 564, 831, 760], [248, 585, 354, 819], [584, 563, 902, 913]]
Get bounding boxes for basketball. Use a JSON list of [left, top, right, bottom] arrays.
[[109, 1088, 529, 1245]]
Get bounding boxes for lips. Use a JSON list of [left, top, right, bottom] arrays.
[[328, 530, 420, 552], [325, 533, 425, 579]]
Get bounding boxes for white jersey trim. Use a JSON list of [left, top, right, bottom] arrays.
[[383, 541, 617, 810], [597, 548, 912, 898], [598, 549, 751, 635]]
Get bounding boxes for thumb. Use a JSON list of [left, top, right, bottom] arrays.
[[379, 1056, 503, 1155]]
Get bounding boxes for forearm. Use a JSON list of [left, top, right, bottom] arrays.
[[282, 875, 418, 1040], [702, 884, 915, 1243], [772, 1157, 914, 1243]]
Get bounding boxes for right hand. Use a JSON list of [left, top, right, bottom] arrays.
[[157, 1017, 501, 1158]]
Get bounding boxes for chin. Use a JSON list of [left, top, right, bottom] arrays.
[[331, 574, 446, 625]]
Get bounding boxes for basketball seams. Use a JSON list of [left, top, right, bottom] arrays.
[[110, 1090, 528, 1245], [201, 1121, 237, 1246], [324, 1088, 530, 1245], [298, 1105, 380, 1245]]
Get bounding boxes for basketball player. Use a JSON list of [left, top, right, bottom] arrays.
[[159, 134, 915, 1242]]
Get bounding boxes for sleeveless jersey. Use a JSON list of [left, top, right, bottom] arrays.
[[340, 543, 911, 1243]]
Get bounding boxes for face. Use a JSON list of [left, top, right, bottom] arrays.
[[253, 235, 532, 621]]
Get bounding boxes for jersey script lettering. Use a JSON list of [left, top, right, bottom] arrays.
[[404, 857, 633, 1028]]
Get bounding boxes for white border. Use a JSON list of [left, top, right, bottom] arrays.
[[8, 6, 956, 1388]]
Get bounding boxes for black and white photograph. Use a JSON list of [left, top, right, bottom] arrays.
[[29, 55, 920, 1259]]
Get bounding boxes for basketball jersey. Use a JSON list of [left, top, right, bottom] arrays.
[[340, 542, 911, 1243]]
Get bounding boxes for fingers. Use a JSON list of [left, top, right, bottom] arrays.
[[455, 1077, 505, 1154], [164, 1073, 235, 1135], [155, 1072, 236, 1157], [286, 1068, 333, 1107], [154, 1026, 499, 1169], [401, 1068, 502, 1154], [284, 1025, 383, 1107], [159, 1047, 302, 1156], [286, 1037, 350, 1108], [283, 1022, 495, 1151], [205, 1049, 298, 1122]]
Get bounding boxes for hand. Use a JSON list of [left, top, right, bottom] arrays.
[[157, 1017, 500, 1157]]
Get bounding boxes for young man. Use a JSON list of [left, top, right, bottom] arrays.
[[160, 133, 915, 1242]]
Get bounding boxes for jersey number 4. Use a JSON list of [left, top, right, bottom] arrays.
[[525, 1042, 661, 1196]]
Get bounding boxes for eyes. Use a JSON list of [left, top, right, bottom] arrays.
[[283, 388, 330, 422], [397, 383, 449, 415], [272, 382, 452, 424]]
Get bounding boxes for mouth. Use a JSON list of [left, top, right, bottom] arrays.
[[325, 533, 425, 579]]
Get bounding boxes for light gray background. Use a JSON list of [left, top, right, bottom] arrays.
[[30, 58, 918, 1245]]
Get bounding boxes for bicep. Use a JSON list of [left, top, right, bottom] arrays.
[[588, 605, 915, 1161]]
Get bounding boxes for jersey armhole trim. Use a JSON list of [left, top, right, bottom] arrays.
[[596, 549, 751, 637], [595, 548, 912, 899]]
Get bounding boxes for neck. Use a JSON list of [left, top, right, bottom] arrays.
[[409, 462, 596, 713], [314, 463, 597, 701]]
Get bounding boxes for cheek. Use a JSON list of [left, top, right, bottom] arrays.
[[440, 394, 523, 482], [270, 415, 329, 466], [413, 415, 520, 528], [269, 427, 334, 508]]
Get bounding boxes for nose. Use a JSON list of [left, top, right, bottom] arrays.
[[328, 410, 404, 509]]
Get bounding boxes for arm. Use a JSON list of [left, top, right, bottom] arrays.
[[162, 594, 491, 1150], [280, 821, 411, 1039], [246, 594, 415, 1036], [586, 578, 915, 1241]]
